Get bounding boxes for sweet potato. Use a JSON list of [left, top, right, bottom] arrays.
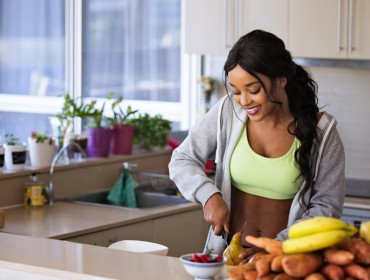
[[255, 254, 275, 277], [337, 237, 370, 265], [243, 270, 258, 280], [228, 266, 244, 280], [304, 272, 326, 280], [281, 253, 324, 278], [259, 274, 278, 280], [245, 235, 283, 254], [323, 247, 354, 265], [344, 264, 370, 280], [273, 272, 300, 280], [321, 264, 345, 280], [271, 255, 285, 273], [228, 262, 256, 280]]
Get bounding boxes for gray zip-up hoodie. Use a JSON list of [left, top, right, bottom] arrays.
[[169, 95, 345, 254]]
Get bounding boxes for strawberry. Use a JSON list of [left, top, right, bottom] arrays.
[[213, 255, 223, 262], [192, 253, 202, 263], [199, 253, 212, 263]]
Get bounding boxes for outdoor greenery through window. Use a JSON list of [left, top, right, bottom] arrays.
[[0, 0, 182, 144]]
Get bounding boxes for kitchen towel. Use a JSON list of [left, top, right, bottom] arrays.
[[107, 169, 138, 208]]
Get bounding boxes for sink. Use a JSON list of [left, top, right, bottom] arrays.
[[63, 187, 188, 209]]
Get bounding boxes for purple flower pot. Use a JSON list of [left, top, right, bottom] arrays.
[[86, 127, 113, 158], [111, 124, 135, 155]]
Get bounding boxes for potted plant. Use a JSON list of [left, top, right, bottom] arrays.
[[3, 133, 27, 171], [83, 93, 114, 158], [128, 113, 172, 152], [107, 97, 138, 155], [54, 93, 95, 151], [28, 131, 56, 168]]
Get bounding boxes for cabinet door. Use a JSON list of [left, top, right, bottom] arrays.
[[289, 0, 349, 59], [239, 0, 288, 45], [183, 0, 236, 55], [153, 209, 209, 257], [102, 221, 153, 247], [348, 0, 370, 59], [65, 231, 104, 246]]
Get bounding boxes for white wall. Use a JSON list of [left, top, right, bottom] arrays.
[[203, 56, 370, 180]]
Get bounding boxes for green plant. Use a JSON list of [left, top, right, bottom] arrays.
[[31, 131, 53, 145], [127, 113, 172, 150], [85, 93, 114, 128], [107, 97, 139, 126], [4, 133, 22, 145]]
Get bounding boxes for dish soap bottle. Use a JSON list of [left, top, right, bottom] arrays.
[[24, 172, 46, 206]]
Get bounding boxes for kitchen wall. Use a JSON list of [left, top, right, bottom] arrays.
[[204, 56, 370, 181]]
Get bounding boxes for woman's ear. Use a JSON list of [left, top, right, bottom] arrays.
[[278, 77, 287, 88]]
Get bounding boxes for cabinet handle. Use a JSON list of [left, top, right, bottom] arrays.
[[337, 0, 344, 52], [224, 0, 232, 49], [349, 0, 356, 52]]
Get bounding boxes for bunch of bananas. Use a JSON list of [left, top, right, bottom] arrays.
[[282, 216, 358, 254]]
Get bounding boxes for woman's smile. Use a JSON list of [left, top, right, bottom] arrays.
[[245, 105, 261, 116]]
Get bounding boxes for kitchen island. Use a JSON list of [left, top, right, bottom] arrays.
[[0, 231, 228, 279]]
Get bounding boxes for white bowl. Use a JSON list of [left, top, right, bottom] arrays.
[[180, 253, 226, 279], [108, 240, 168, 256]]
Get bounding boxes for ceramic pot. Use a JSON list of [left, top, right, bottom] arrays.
[[86, 127, 113, 158], [28, 138, 56, 168], [4, 144, 27, 171], [111, 125, 135, 155]]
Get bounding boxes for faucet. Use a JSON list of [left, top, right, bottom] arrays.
[[48, 142, 86, 205]]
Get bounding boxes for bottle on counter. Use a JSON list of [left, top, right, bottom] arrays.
[[24, 172, 47, 206]]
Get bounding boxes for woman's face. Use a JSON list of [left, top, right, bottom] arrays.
[[228, 64, 287, 122]]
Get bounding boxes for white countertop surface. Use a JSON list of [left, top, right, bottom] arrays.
[[0, 232, 215, 279], [0, 201, 200, 239]]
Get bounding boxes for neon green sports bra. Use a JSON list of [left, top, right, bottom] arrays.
[[230, 126, 303, 200]]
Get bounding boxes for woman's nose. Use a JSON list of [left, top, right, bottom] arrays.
[[239, 93, 251, 107]]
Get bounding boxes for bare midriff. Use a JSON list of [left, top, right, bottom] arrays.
[[229, 185, 293, 246]]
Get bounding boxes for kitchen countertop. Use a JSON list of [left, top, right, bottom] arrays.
[[0, 232, 229, 279], [0, 201, 201, 239]]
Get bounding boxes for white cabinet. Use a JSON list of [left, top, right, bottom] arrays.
[[184, 0, 235, 55], [66, 231, 103, 246], [289, 0, 370, 59], [239, 0, 288, 45], [153, 209, 209, 257], [64, 208, 209, 257], [183, 0, 289, 56]]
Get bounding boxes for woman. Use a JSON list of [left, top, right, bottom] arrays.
[[168, 30, 345, 261]]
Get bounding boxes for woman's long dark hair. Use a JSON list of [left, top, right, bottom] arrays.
[[223, 29, 319, 206]]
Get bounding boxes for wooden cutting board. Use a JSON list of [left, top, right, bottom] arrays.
[[0, 211, 4, 229]]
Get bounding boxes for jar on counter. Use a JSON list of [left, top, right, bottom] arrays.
[[24, 172, 47, 206]]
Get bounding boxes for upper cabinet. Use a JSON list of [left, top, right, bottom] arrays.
[[288, 0, 370, 59], [183, 0, 289, 56], [184, 0, 370, 60]]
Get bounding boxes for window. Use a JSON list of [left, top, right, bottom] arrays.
[[0, 0, 183, 144]]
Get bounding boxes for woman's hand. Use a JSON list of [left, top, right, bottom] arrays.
[[203, 193, 229, 236], [238, 248, 265, 265]]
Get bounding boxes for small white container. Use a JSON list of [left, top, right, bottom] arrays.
[[108, 240, 168, 256], [180, 253, 226, 280], [4, 144, 27, 171], [28, 137, 56, 168]]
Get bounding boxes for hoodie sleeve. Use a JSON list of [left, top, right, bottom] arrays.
[[168, 98, 226, 207]]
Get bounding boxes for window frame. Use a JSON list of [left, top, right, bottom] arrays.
[[0, 0, 192, 134]]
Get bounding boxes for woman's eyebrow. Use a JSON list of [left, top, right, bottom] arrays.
[[229, 81, 260, 88]]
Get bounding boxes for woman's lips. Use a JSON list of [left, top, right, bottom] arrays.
[[246, 105, 261, 116]]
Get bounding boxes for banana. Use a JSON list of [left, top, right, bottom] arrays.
[[283, 229, 355, 254], [288, 216, 355, 239], [360, 221, 370, 245]]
